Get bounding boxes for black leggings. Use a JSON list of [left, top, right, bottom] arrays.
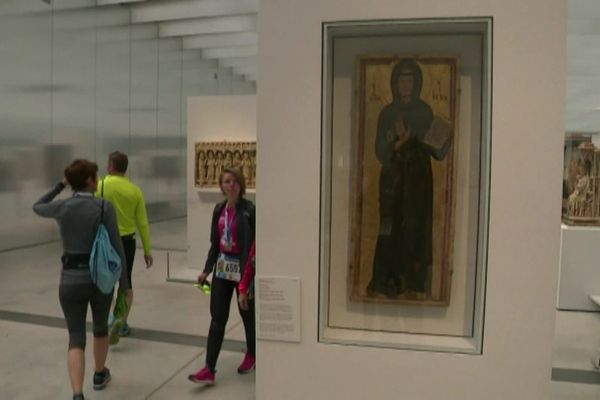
[[206, 277, 255, 372], [59, 281, 113, 349]]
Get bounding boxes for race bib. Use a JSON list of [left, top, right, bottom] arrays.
[[215, 253, 241, 282]]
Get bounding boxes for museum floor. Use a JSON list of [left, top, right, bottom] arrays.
[[0, 218, 599, 399]]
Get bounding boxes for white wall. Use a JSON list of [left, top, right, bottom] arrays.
[[257, 0, 565, 399], [186, 95, 257, 270]]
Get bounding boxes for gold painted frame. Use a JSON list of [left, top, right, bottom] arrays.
[[194, 141, 256, 189]]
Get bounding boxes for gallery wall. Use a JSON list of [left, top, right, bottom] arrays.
[[556, 0, 600, 313], [256, 0, 565, 399], [0, 0, 255, 253], [186, 95, 257, 270]]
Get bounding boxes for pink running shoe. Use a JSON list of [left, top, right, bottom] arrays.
[[188, 367, 215, 385], [237, 353, 256, 374]]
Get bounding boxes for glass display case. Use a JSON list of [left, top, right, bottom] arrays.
[[562, 132, 600, 225], [319, 17, 492, 353]]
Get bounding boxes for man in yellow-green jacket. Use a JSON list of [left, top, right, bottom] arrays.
[[97, 151, 153, 343]]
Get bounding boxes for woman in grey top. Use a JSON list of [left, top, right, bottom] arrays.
[[33, 159, 129, 400]]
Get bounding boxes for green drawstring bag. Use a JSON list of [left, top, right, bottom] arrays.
[[113, 291, 129, 320], [109, 291, 129, 345]]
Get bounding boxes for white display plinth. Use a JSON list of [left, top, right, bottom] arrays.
[[559, 224, 600, 311]]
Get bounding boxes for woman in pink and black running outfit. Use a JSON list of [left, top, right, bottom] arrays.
[[189, 167, 256, 385]]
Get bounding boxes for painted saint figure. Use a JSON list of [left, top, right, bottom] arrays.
[[197, 151, 207, 185], [224, 151, 234, 170], [367, 59, 449, 298], [241, 152, 253, 186], [249, 152, 256, 185], [215, 151, 225, 181], [206, 150, 216, 184], [233, 150, 243, 170]]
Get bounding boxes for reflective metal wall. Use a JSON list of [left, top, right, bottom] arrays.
[[0, 1, 255, 251]]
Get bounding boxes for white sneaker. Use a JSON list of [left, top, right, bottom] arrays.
[[590, 353, 600, 370]]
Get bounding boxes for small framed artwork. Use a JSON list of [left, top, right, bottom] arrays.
[[195, 141, 256, 190]]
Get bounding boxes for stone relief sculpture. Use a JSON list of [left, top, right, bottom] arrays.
[[563, 136, 600, 225], [195, 141, 256, 189]]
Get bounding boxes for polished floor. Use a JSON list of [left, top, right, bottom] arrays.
[[0, 218, 254, 400], [1, 218, 600, 399]]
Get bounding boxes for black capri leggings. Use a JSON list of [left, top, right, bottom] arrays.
[[59, 281, 113, 349]]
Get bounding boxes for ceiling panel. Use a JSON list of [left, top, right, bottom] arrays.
[[59, 1, 256, 82], [201, 45, 257, 59], [183, 31, 257, 49], [158, 15, 257, 37], [131, 0, 258, 23]]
